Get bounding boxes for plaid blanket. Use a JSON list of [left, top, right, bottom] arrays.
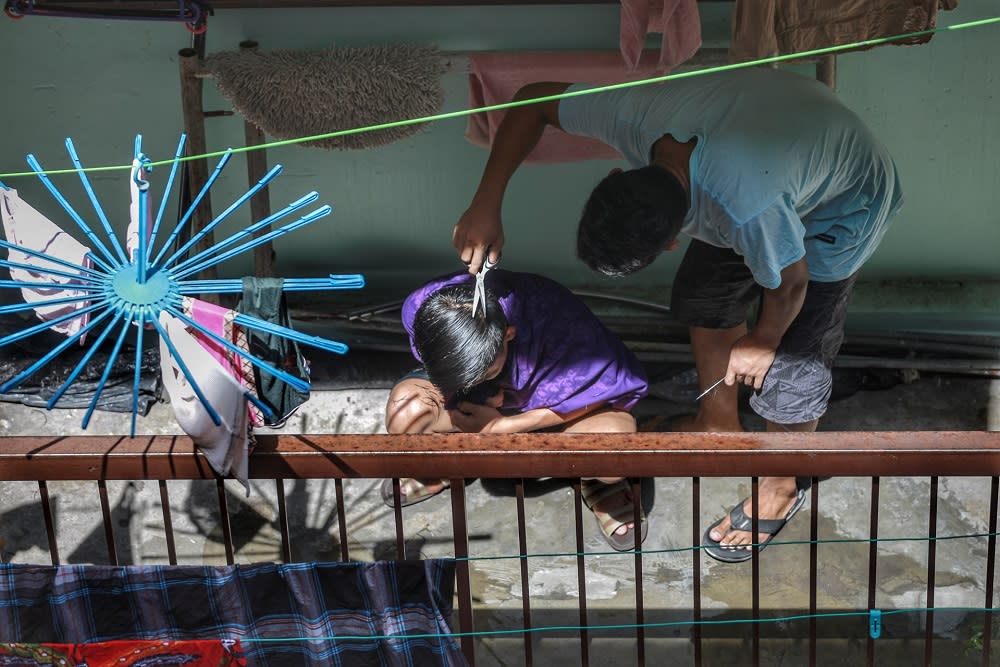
[[0, 561, 466, 667]]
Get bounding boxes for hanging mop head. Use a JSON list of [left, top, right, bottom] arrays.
[[203, 45, 446, 150]]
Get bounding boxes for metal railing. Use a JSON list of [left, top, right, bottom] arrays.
[[3, 430, 1000, 666]]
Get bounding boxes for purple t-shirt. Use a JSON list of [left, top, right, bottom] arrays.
[[402, 270, 648, 415]]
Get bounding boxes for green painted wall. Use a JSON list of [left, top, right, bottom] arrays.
[[1, 2, 998, 310]]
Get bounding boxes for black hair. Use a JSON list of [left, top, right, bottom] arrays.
[[412, 283, 508, 398], [576, 165, 688, 277]]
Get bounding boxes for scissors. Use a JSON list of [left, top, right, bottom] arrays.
[[472, 248, 499, 318]]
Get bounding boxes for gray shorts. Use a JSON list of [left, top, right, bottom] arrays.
[[671, 240, 857, 424]]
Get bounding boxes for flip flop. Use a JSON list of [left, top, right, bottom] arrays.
[[581, 479, 648, 552], [702, 487, 808, 563], [380, 478, 451, 508]]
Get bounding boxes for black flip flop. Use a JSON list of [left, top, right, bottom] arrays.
[[702, 487, 808, 563]]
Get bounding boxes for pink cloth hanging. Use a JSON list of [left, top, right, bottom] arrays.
[[183, 296, 264, 427], [619, 0, 702, 71], [466, 51, 664, 164], [0, 188, 93, 339]]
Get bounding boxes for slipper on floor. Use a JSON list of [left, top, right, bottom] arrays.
[[702, 487, 808, 563], [581, 479, 648, 552], [381, 478, 451, 508]]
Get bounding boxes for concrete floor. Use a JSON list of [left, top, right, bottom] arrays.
[[2, 366, 1000, 665]]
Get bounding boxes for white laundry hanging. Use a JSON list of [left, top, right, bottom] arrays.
[[0, 187, 93, 339], [159, 311, 251, 494]]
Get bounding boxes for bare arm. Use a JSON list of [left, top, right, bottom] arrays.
[[450, 402, 600, 434], [453, 82, 571, 274], [725, 257, 810, 390]]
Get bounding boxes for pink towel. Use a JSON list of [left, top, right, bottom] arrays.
[[466, 51, 665, 164], [0, 188, 93, 339], [620, 0, 702, 71]]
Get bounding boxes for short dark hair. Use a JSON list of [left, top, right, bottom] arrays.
[[412, 283, 508, 397], [576, 166, 688, 277]]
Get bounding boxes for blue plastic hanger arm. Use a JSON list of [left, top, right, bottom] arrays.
[[159, 164, 283, 271], [146, 134, 187, 265], [65, 137, 128, 264], [170, 191, 318, 276], [0, 308, 115, 394], [26, 153, 121, 268], [173, 206, 331, 280], [148, 313, 224, 427], [150, 150, 233, 269], [164, 304, 311, 394], [45, 310, 126, 410]]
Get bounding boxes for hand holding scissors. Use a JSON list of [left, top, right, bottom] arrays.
[[472, 247, 500, 317]]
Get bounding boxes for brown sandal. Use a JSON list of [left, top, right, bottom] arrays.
[[581, 479, 648, 551], [380, 478, 451, 508]]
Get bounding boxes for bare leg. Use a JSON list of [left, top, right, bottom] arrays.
[[385, 377, 456, 434], [565, 409, 637, 537], [672, 325, 747, 432], [384, 378, 456, 498], [708, 418, 817, 551]]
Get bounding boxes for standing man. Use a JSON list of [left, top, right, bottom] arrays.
[[452, 67, 902, 562]]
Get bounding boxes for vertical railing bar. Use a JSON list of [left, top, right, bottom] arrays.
[[450, 478, 475, 665], [275, 479, 292, 563], [390, 478, 405, 561], [573, 480, 590, 667], [632, 478, 645, 667], [97, 480, 118, 566], [925, 476, 939, 667], [515, 479, 533, 667], [334, 479, 349, 563], [867, 476, 880, 667], [158, 480, 177, 565], [37, 481, 60, 566], [216, 479, 235, 565], [809, 478, 819, 667], [692, 477, 702, 667], [751, 477, 760, 667], [982, 476, 999, 667]]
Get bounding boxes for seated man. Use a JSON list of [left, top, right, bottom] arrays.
[[383, 268, 649, 551]]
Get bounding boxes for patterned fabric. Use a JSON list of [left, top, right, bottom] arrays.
[[402, 270, 648, 416], [0, 561, 465, 667], [0, 639, 245, 666], [183, 296, 262, 427]]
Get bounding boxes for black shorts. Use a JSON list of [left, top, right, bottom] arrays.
[[671, 239, 857, 424]]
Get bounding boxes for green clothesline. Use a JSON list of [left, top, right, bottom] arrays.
[[456, 528, 1000, 561], [1, 15, 998, 181], [238, 528, 1000, 643], [240, 607, 997, 643]]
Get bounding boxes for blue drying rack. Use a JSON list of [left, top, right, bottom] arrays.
[[0, 134, 364, 436]]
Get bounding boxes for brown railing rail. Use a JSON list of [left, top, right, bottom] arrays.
[[4, 431, 1000, 480], [2, 430, 1000, 667]]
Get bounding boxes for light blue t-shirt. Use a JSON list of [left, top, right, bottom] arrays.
[[559, 68, 903, 288]]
